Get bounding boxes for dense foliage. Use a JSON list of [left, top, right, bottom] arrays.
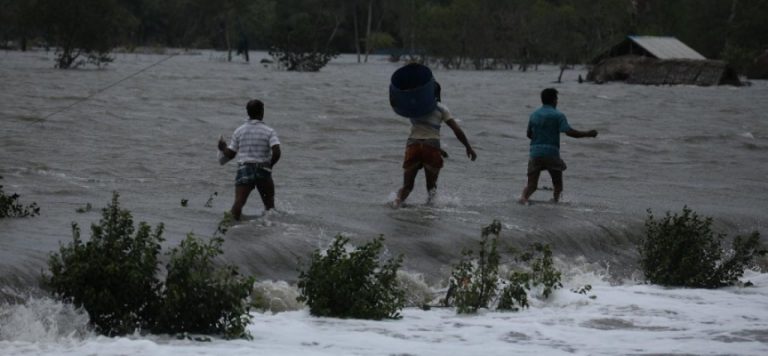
[[445, 220, 564, 313], [640, 207, 765, 288], [36, 0, 129, 68], [44, 192, 254, 338], [297, 235, 405, 319], [2, 0, 767, 72], [0, 176, 39, 218], [157, 235, 254, 339], [45, 192, 164, 335]]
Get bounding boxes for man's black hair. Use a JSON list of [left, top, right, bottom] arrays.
[[247, 99, 264, 119], [541, 88, 558, 106]]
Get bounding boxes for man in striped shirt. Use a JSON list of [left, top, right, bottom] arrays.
[[218, 99, 281, 219]]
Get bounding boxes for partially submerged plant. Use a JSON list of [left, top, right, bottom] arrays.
[[445, 220, 501, 314], [45, 192, 164, 336], [45, 192, 254, 339], [0, 176, 39, 218], [640, 206, 765, 288], [75, 203, 92, 213], [297, 235, 405, 319], [445, 221, 564, 313], [498, 243, 563, 311], [157, 234, 254, 339]]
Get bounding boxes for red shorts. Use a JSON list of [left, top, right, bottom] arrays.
[[403, 142, 443, 171]]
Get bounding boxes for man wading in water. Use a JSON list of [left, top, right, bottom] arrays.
[[519, 88, 597, 205], [218, 99, 281, 219], [393, 82, 477, 208]]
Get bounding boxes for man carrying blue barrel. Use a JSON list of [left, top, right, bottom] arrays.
[[389, 63, 477, 208]]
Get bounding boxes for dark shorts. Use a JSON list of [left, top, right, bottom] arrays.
[[527, 156, 567, 175], [235, 163, 272, 185], [403, 142, 443, 171]]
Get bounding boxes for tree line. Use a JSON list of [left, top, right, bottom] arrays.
[[1, 0, 766, 72]]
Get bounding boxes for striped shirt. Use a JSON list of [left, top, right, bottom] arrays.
[[228, 119, 280, 164]]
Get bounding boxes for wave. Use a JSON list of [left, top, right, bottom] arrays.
[[0, 294, 91, 342]]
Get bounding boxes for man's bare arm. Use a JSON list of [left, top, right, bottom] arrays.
[[446, 119, 477, 161], [218, 137, 236, 158], [566, 129, 598, 138], [270, 145, 281, 167]]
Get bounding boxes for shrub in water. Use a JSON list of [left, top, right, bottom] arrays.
[[497, 243, 563, 311], [446, 220, 501, 314], [445, 221, 563, 313], [45, 192, 164, 335], [269, 47, 337, 72], [45, 192, 255, 338], [0, 176, 40, 218], [640, 206, 765, 288], [297, 235, 405, 319], [157, 234, 254, 339]]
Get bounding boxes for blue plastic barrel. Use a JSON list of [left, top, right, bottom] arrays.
[[389, 63, 437, 118]]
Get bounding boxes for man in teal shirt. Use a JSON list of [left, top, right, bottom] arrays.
[[519, 88, 597, 204]]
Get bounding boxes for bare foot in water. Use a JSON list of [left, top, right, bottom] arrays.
[[389, 198, 402, 209]]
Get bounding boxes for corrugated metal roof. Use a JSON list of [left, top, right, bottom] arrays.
[[628, 36, 706, 60]]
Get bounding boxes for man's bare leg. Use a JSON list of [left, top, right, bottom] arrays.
[[549, 170, 563, 202], [519, 171, 541, 204], [395, 167, 419, 207], [424, 167, 440, 205], [231, 184, 254, 220], [255, 178, 275, 210]]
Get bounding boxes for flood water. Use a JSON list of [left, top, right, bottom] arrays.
[[1, 50, 767, 355]]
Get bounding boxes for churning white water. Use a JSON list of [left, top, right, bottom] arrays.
[[1, 49, 767, 355]]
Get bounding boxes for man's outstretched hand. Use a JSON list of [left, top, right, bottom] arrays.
[[466, 147, 477, 161]]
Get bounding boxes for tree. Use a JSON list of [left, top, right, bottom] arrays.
[[37, 0, 136, 68], [0, 0, 41, 51], [268, 0, 341, 71], [526, 0, 587, 81]]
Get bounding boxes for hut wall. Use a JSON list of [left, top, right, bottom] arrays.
[[589, 56, 741, 86], [587, 55, 654, 83]]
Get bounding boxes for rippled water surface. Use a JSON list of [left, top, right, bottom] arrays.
[[1, 49, 768, 355], [2, 50, 767, 283]]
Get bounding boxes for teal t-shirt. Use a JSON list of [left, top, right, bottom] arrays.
[[527, 105, 572, 158]]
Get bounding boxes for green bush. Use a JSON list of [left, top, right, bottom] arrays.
[[445, 221, 563, 313], [446, 221, 501, 314], [640, 206, 765, 288], [45, 192, 164, 336], [157, 234, 254, 339], [498, 243, 563, 311], [45, 192, 255, 338], [0, 176, 39, 218], [297, 235, 405, 319]]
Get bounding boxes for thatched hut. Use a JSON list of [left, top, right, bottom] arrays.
[[746, 50, 768, 80], [588, 36, 741, 86]]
